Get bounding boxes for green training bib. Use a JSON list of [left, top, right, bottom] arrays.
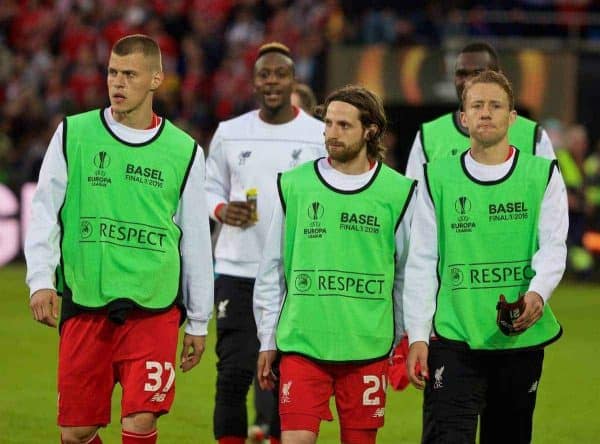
[[426, 151, 561, 350], [58, 109, 196, 309], [277, 160, 416, 361]]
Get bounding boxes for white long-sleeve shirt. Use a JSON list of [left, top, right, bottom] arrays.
[[205, 109, 326, 278], [24, 108, 214, 336], [405, 113, 555, 183], [254, 158, 416, 352], [403, 150, 568, 345]]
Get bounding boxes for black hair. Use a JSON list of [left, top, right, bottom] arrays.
[[459, 42, 500, 71]]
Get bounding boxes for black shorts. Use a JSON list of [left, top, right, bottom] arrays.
[[423, 340, 544, 444]]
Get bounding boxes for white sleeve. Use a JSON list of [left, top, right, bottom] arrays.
[[528, 165, 568, 302], [404, 131, 426, 183], [535, 128, 556, 160], [392, 187, 416, 343], [204, 126, 230, 220], [25, 123, 66, 296], [253, 202, 286, 352], [176, 146, 215, 336], [403, 181, 438, 345]]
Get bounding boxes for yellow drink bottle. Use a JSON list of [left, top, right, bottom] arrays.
[[246, 188, 258, 222]]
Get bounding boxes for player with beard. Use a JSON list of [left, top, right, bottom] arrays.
[[405, 42, 555, 185], [254, 85, 416, 444], [205, 42, 326, 444]]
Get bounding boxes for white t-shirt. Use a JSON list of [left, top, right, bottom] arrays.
[[205, 108, 326, 278]]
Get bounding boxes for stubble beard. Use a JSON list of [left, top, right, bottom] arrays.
[[326, 139, 365, 163]]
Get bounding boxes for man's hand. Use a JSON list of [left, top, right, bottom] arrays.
[[512, 291, 544, 332], [218, 201, 253, 227], [180, 334, 206, 372], [388, 335, 410, 391], [257, 350, 278, 390], [30, 289, 59, 328], [407, 341, 429, 390]]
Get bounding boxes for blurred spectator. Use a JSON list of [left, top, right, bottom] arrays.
[[226, 6, 264, 48], [2, 0, 600, 204], [44, 68, 75, 116], [101, 8, 142, 53], [66, 45, 104, 110], [8, 0, 55, 53], [583, 139, 600, 258], [584, 139, 600, 233], [187, 8, 226, 72], [155, 0, 190, 42], [291, 82, 317, 114], [143, 15, 179, 73], [543, 118, 566, 151], [294, 33, 322, 85], [361, 2, 397, 45], [60, 9, 97, 63], [382, 128, 401, 171], [263, 8, 301, 50], [557, 124, 594, 275], [211, 49, 254, 121]]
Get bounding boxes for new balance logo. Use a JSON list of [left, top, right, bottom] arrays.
[[372, 407, 385, 418], [150, 393, 166, 402], [528, 380, 539, 393], [217, 299, 229, 319], [434, 366, 445, 389]]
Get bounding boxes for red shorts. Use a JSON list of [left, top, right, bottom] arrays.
[[278, 354, 388, 434], [58, 306, 180, 426]]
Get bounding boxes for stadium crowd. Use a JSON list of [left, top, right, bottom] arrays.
[[2, 0, 600, 275]]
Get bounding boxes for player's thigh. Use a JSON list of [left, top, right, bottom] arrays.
[[480, 349, 544, 444], [116, 307, 180, 418], [215, 275, 258, 371], [214, 275, 256, 331], [484, 349, 544, 411], [279, 354, 334, 433], [333, 358, 388, 430], [58, 313, 114, 427], [422, 341, 486, 443], [215, 327, 260, 374]]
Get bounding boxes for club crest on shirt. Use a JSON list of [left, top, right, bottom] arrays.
[[289, 148, 303, 167], [239, 150, 252, 165]]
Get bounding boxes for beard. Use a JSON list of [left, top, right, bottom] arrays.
[[326, 138, 365, 163]]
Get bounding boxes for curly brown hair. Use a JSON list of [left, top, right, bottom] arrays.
[[315, 85, 387, 161]]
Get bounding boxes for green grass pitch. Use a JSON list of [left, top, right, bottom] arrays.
[[1, 263, 599, 443]]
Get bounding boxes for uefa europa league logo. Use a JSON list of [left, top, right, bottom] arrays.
[[308, 201, 324, 220], [94, 151, 111, 169], [455, 196, 471, 215]]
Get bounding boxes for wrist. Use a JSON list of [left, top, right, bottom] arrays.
[[214, 203, 226, 222]]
